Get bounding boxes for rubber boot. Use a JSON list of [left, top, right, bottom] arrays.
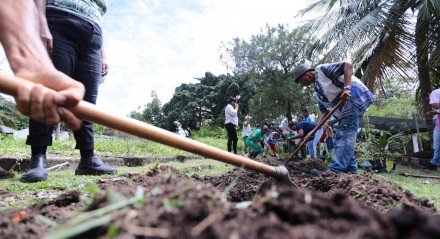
[[75, 155, 117, 175], [20, 155, 48, 183]]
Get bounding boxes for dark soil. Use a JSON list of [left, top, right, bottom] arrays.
[[0, 168, 14, 179], [408, 150, 433, 159], [1, 163, 440, 239]]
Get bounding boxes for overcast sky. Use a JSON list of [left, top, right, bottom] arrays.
[[1, 0, 310, 116]]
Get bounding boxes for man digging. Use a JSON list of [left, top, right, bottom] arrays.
[[294, 62, 375, 175]]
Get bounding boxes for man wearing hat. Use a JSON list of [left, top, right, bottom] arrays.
[[225, 97, 239, 154], [294, 62, 374, 174]]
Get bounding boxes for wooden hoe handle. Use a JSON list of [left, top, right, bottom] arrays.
[[0, 73, 287, 179], [284, 99, 346, 164]]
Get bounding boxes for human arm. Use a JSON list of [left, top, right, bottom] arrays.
[[101, 45, 109, 76], [225, 104, 238, 118], [34, 0, 52, 53], [340, 62, 352, 102], [0, 0, 84, 129]]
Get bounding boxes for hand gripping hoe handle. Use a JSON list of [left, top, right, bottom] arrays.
[[0, 73, 288, 179]]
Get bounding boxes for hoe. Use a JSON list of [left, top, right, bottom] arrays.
[[0, 74, 289, 180]]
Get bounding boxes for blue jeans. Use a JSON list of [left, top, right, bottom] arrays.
[[26, 8, 103, 150], [431, 125, 440, 165], [307, 128, 323, 158], [329, 101, 363, 173]]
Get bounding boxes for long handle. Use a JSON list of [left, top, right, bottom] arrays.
[[284, 99, 346, 164], [0, 73, 287, 178]]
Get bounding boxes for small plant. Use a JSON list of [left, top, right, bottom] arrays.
[[357, 117, 404, 172]]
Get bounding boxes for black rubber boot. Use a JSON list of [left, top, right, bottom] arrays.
[[20, 155, 48, 183], [75, 155, 117, 175]]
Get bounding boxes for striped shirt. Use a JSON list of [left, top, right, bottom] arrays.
[[47, 0, 107, 28], [314, 62, 375, 119]]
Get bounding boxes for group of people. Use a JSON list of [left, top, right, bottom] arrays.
[[1, 0, 376, 183], [225, 61, 375, 175]]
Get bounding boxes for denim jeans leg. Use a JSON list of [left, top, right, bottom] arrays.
[[431, 126, 440, 165], [311, 128, 324, 158], [329, 102, 360, 173], [45, 10, 102, 150]]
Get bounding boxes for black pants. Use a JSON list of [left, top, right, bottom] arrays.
[[26, 9, 102, 150], [225, 123, 238, 154]]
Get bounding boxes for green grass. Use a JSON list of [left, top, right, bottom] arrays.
[[375, 165, 440, 209], [0, 159, 231, 211], [0, 135, 237, 158]]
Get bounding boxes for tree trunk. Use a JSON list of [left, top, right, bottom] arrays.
[[285, 98, 292, 122], [415, 16, 433, 142]]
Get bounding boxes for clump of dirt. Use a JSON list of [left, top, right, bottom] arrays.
[[197, 159, 328, 202], [408, 150, 433, 159], [298, 172, 437, 213], [0, 191, 82, 239], [196, 168, 269, 201], [285, 158, 328, 178], [0, 168, 14, 179]]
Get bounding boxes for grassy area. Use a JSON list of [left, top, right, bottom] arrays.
[[376, 165, 440, 209], [0, 159, 231, 211], [2, 135, 439, 211], [0, 135, 240, 158]]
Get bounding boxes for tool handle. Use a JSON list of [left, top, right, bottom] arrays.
[[284, 99, 346, 164], [0, 73, 283, 178]]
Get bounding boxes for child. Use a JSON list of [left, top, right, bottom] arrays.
[[242, 116, 252, 154], [264, 130, 279, 157], [245, 125, 270, 159]]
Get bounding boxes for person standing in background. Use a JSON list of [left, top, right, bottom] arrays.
[[225, 97, 239, 154], [428, 88, 440, 170], [242, 115, 252, 154], [301, 108, 315, 123]]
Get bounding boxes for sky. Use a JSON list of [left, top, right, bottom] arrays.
[[1, 0, 310, 116]]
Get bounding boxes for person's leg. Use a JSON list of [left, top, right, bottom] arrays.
[[22, 11, 78, 182], [231, 126, 238, 154], [311, 128, 324, 159], [346, 109, 362, 173], [430, 126, 440, 167], [68, 19, 115, 175], [225, 123, 234, 152], [330, 104, 359, 173], [243, 136, 248, 153], [246, 139, 264, 158]]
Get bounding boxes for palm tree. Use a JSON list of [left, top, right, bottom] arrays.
[[297, 0, 440, 128]]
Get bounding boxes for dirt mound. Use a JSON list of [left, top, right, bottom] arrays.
[[298, 172, 437, 213], [1, 163, 440, 239], [286, 158, 328, 178], [407, 150, 433, 159], [0, 191, 82, 239], [0, 168, 14, 179], [196, 168, 270, 202]]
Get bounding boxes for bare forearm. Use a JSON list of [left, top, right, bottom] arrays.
[[0, 0, 52, 72], [343, 62, 352, 87]]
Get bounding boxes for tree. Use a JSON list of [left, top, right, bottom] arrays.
[[297, 0, 440, 132], [162, 72, 253, 134], [129, 91, 165, 128], [0, 95, 28, 129], [221, 24, 318, 121]]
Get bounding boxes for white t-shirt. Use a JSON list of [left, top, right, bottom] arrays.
[[430, 89, 440, 127], [242, 121, 251, 137], [429, 89, 440, 105], [224, 104, 238, 126]]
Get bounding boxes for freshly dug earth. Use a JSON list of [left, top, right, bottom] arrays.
[[0, 168, 14, 179], [1, 164, 440, 239]]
